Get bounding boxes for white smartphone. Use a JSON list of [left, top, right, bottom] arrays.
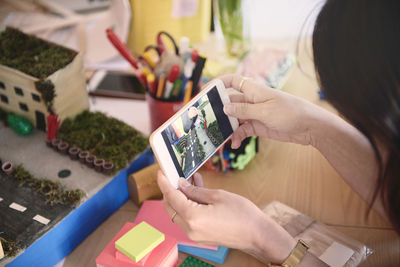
[[150, 79, 239, 188]]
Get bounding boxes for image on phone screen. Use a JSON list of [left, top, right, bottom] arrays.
[[161, 86, 233, 178]]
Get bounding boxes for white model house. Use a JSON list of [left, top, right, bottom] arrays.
[[0, 28, 89, 131]]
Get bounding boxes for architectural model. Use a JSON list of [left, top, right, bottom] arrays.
[[0, 27, 89, 131]]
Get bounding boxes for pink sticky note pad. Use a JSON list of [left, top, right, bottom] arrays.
[[134, 200, 218, 250], [96, 222, 178, 267], [115, 250, 150, 265]]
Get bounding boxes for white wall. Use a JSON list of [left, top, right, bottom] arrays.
[[243, 0, 325, 40]]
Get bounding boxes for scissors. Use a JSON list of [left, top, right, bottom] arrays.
[[144, 31, 179, 56]]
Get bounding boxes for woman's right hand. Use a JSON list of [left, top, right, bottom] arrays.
[[220, 74, 326, 148]]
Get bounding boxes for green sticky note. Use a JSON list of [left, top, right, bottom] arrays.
[[115, 221, 165, 262], [180, 256, 215, 267]]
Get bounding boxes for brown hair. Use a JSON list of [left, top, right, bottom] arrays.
[[313, 0, 400, 232]]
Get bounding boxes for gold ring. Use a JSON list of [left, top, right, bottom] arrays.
[[238, 77, 250, 92], [171, 211, 177, 222]]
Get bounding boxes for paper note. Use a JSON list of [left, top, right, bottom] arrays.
[[171, 0, 199, 18], [115, 221, 165, 262], [33, 214, 51, 225], [319, 242, 354, 267], [9, 202, 27, 212]]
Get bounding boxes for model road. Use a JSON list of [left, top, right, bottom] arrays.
[[0, 173, 72, 253], [181, 123, 216, 177]]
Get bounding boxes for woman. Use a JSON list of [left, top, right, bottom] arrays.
[[157, 0, 400, 266]]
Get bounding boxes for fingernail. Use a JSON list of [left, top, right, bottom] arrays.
[[179, 178, 190, 188], [232, 141, 240, 149], [224, 104, 235, 115]]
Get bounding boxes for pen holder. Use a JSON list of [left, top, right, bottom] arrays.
[[146, 93, 183, 132]]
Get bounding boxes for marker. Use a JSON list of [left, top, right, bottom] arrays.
[[183, 80, 193, 105], [170, 78, 183, 99], [183, 50, 198, 79], [181, 50, 198, 100], [163, 65, 180, 98], [190, 55, 206, 96], [179, 36, 190, 56], [146, 73, 156, 96], [106, 28, 139, 69], [156, 74, 166, 99]]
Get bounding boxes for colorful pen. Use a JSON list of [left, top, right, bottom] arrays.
[[179, 36, 190, 56], [106, 28, 139, 70], [190, 55, 206, 96], [146, 73, 156, 96], [163, 65, 180, 98], [183, 50, 198, 79], [156, 74, 166, 99], [183, 80, 193, 105], [181, 50, 198, 100], [170, 78, 183, 99]]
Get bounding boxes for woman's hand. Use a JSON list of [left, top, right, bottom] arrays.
[[220, 74, 327, 148], [157, 171, 296, 264]]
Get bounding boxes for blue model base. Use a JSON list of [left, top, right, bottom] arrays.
[[7, 149, 154, 267], [178, 245, 229, 265]]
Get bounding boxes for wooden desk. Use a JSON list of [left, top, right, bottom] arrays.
[[64, 40, 399, 266]]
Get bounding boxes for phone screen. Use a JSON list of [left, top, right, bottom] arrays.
[[161, 86, 233, 178]]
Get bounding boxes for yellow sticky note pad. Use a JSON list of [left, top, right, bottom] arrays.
[[115, 221, 165, 262]]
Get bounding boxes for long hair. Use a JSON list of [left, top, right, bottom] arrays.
[[313, 0, 400, 233]]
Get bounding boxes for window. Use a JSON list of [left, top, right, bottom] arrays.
[[0, 94, 8, 104], [19, 102, 28, 111], [32, 93, 41, 102], [15, 87, 24, 96], [0, 82, 5, 90]]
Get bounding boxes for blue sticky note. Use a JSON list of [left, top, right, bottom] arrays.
[[178, 245, 229, 264]]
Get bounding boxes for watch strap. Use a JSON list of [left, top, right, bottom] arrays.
[[269, 239, 309, 267]]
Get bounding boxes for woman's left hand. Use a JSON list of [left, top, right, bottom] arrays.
[[157, 171, 296, 264]]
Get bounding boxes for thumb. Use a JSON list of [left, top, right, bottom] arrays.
[[178, 178, 217, 205], [224, 102, 265, 121]]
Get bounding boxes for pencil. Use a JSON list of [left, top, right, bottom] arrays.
[[156, 74, 166, 99], [183, 80, 193, 105]]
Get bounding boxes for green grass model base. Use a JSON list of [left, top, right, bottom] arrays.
[[57, 111, 149, 172]]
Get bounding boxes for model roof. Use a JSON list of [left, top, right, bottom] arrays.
[[0, 27, 77, 80]]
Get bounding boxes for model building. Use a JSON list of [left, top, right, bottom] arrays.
[[0, 27, 89, 131]]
